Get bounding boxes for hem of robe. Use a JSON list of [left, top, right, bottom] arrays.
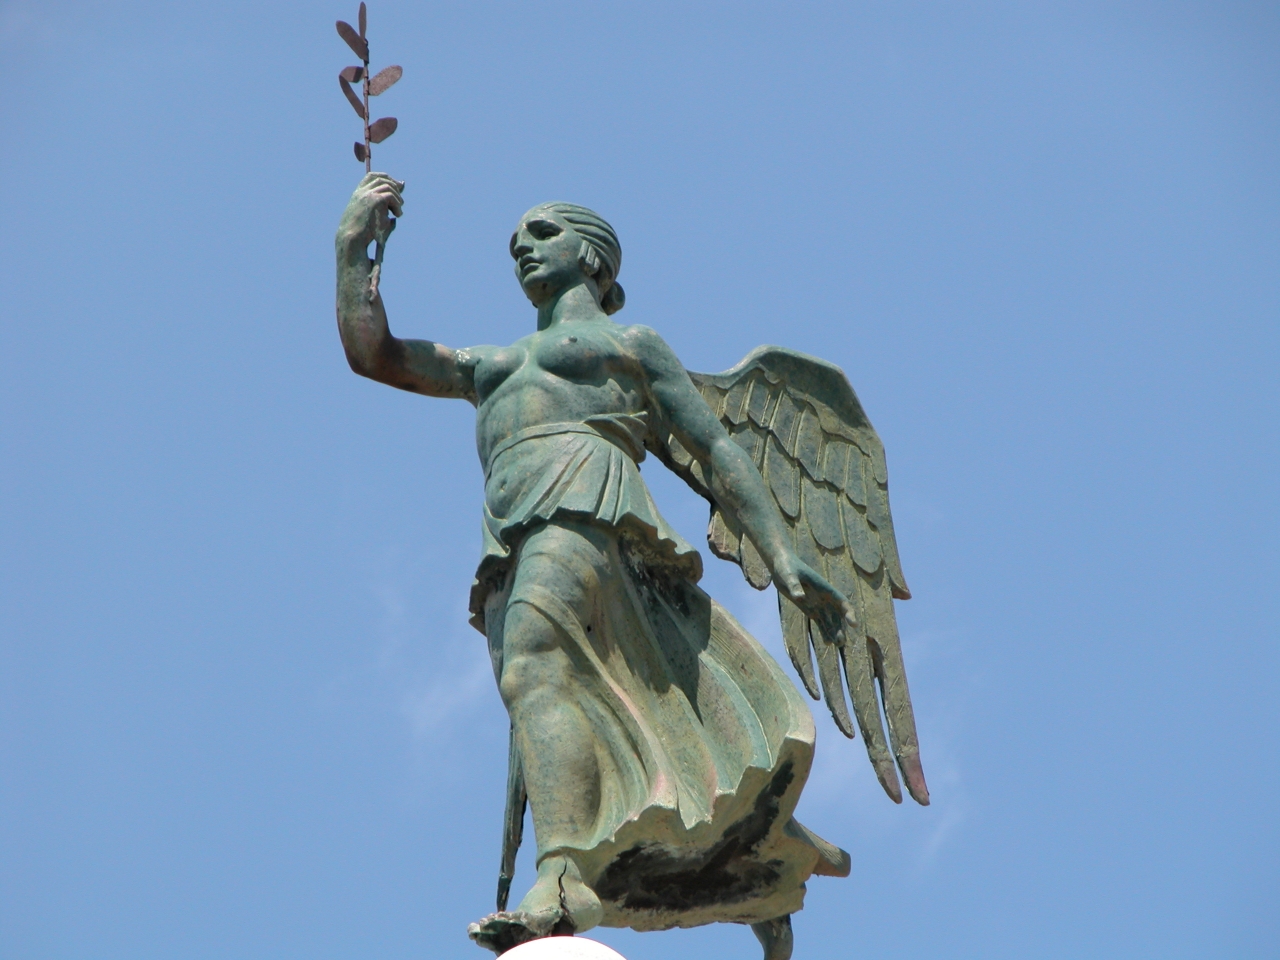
[[506, 563, 849, 931]]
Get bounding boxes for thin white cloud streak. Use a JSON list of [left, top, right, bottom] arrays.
[[400, 654, 492, 738], [371, 578, 496, 741]]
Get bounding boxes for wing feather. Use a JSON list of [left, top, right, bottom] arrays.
[[842, 443, 868, 507], [823, 547, 900, 799], [864, 471, 911, 599], [804, 475, 844, 551], [858, 565, 930, 805], [778, 594, 820, 699], [740, 534, 772, 590], [771, 390, 803, 447], [794, 406, 825, 479], [843, 498, 882, 575], [766, 435, 801, 519], [723, 377, 751, 425], [707, 508, 742, 564], [730, 418, 764, 465], [746, 376, 777, 427], [822, 437, 853, 488], [667, 348, 927, 805], [871, 631, 930, 805], [799, 536, 853, 737], [840, 624, 902, 802]]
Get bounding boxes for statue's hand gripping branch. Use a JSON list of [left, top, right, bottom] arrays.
[[334, 174, 928, 959]]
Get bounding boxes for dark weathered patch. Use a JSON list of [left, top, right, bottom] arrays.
[[595, 762, 794, 912], [618, 532, 694, 620], [618, 534, 709, 714]]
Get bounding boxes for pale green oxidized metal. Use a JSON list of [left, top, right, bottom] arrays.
[[334, 174, 928, 959]]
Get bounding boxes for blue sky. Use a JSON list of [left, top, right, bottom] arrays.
[[1, 1, 1277, 958]]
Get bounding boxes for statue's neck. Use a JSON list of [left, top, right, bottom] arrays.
[[537, 281, 606, 331]]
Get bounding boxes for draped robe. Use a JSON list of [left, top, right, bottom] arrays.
[[468, 413, 849, 932]]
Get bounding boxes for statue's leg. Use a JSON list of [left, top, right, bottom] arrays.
[[750, 915, 793, 960], [498, 598, 604, 929], [471, 523, 606, 952]]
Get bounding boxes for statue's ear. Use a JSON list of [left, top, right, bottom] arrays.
[[578, 241, 602, 277]]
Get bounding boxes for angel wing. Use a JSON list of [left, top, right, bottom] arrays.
[[649, 345, 929, 806]]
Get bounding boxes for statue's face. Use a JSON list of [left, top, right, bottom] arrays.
[[510, 209, 588, 306]]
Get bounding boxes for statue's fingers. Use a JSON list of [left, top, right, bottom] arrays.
[[368, 180, 402, 196], [833, 600, 859, 635], [360, 171, 396, 189], [368, 187, 404, 217], [806, 565, 838, 595], [363, 175, 404, 197], [812, 578, 855, 636], [843, 602, 860, 633], [816, 604, 843, 646]]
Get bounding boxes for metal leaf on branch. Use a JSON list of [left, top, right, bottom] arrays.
[[369, 65, 402, 96], [333, 4, 401, 174], [369, 117, 398, 143], [336, 20, 368, 61], [339, 75, 366, 118]]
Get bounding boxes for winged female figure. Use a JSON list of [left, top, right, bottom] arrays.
[[335, 173, 929, 959]]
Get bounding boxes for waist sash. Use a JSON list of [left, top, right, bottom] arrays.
[[484, 413, 649, 480]]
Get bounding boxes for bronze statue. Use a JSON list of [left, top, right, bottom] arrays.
[[335, 172, 928, 959]]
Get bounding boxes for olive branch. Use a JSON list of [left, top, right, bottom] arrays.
[[336, 3, 401, 170], [336, 3, 402, 299]]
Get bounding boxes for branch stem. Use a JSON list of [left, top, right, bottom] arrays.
[[362, 45, 371, 173]]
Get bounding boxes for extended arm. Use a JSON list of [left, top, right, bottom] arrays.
[[336, 174, 477, 401], [632, 327, 855, 628]]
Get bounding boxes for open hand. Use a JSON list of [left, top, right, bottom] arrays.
[[774, 556, 858, 644], [338, 172, 404, 248]]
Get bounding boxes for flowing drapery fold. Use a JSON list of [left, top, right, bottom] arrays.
[[470, 418, 849, 931]]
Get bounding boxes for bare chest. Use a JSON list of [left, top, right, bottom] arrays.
[[473, 326, 638, 403]]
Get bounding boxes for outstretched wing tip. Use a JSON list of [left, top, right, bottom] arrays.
[[682, 345, 927, 805], [876, 762, 903, 804], [901, 754, 931, 806]]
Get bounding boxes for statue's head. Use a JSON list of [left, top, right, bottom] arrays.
[[510, 203, 625, 315]]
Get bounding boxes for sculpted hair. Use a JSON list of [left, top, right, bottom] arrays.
[[535, 202, 626, 315]]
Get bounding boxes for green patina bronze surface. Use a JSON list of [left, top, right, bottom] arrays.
[[334, 174, 928, 959]]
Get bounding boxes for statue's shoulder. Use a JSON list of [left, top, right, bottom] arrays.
[[607, 322, 688, 382], [610, 321, 671, 356]]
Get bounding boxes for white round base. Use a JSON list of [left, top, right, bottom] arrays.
[[502, 936, 627, 960]]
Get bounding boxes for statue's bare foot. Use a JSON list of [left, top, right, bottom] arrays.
[[467, 910, 558, 955], [516, 853, 603, 931], [751, 915, 793, 960], [468, 855, 603, 954]]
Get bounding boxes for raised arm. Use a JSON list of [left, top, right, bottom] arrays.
[[630, 326, 855, 632], [336, 174, 477, 402]]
